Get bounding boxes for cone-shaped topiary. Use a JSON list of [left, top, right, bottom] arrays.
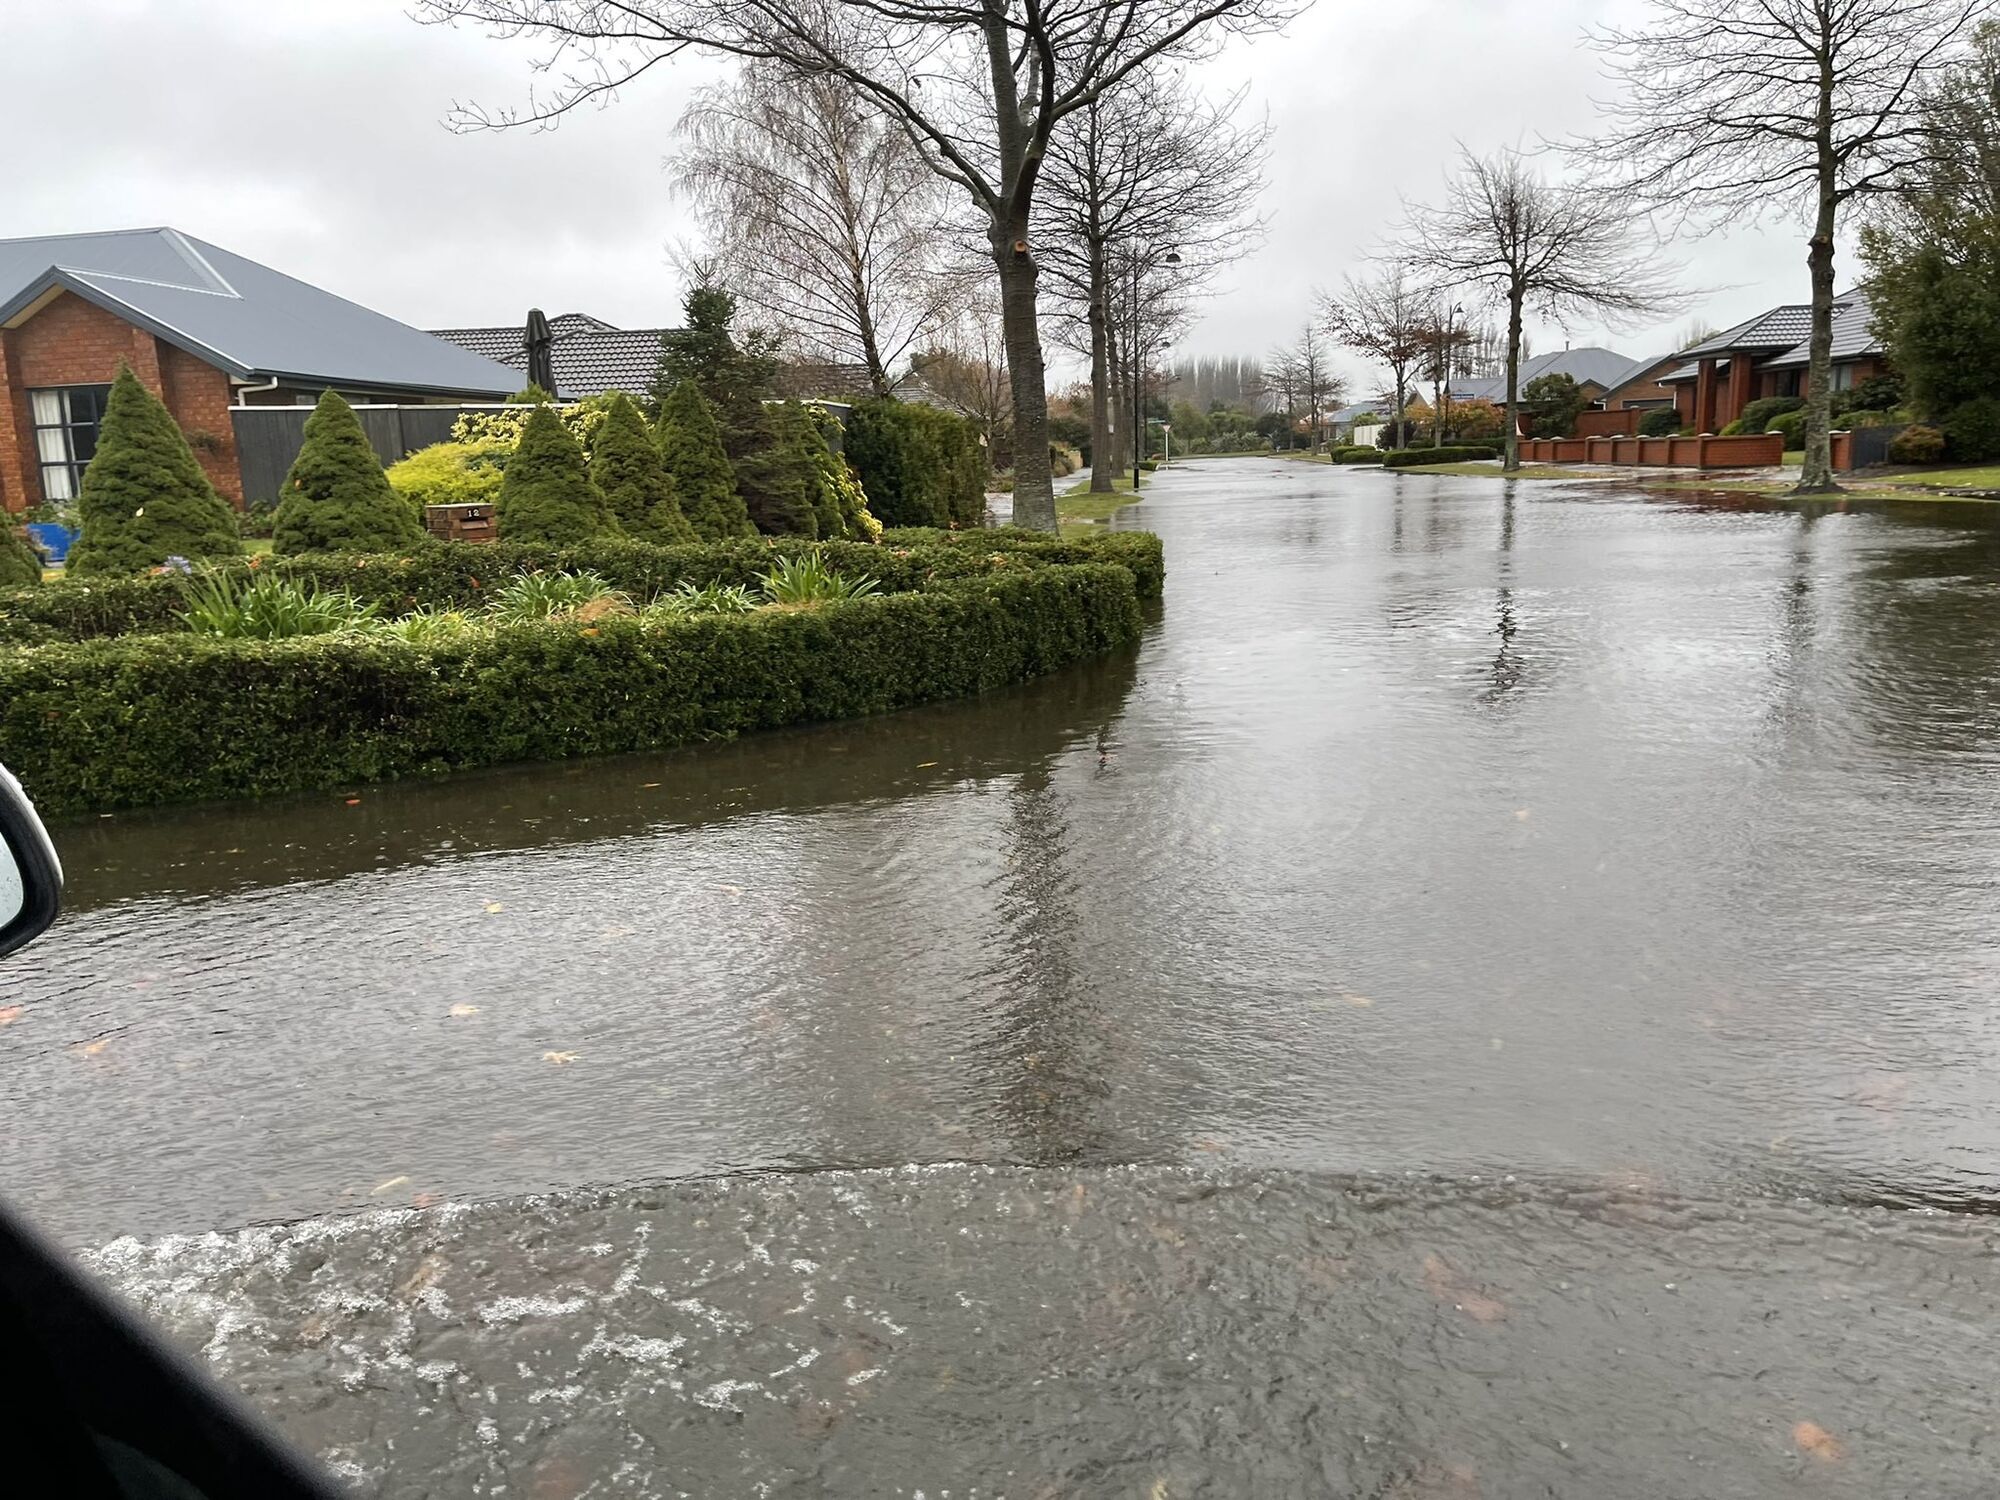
[[733, 403, 818, 538], [657, 380, 754, 541], [0, 525, 43, 587], [66, 366, 243, 577], [495, 403, 617, 545], [272, 390, 425, 555], [590, 392, 695, 544]]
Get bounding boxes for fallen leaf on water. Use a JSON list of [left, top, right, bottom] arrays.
[[371, 1174, 411, 1196], [715, 883, 743, 897], [1793, 1421, 1843, 1461], [449, 1004, 480, 1018], [396, 1255, 442, 1299], [0, 1005, 24, 1027], [1514, 808, 1531, 822], [543, 1050, 579, 1065], [1150, 1481, 1170, 1500], [1343, 993, 1374, 1008], [345, 798, 362, 806], [484, 902, 505, 913], [916, 761, 939, 768], [641, 782, 661, 789], [75, 1037, 112, 1058]]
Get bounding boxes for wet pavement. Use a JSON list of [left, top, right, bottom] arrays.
[[12, 457, 2000, 1493]]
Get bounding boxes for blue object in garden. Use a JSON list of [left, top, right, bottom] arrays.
[[25, 524, 74, 565]]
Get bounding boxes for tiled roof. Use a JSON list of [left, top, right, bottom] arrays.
[[773, 361, 883, 402], [1657, 290, 1882, 380], [1449, 345, 1636, 403], [1761, 289, 1882, 369], [0, 228, 522, 397], [428, 313, 666, 400]]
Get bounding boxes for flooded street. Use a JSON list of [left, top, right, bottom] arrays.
[[11, 457, 2000, 1494]]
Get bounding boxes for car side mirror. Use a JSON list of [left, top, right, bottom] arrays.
[[0, 765, 61, 960]]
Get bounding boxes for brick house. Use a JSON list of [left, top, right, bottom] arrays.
[[1657, 289, 1889, 432], [1594, 353, 1687, 412], [0, 228, 520, 513]]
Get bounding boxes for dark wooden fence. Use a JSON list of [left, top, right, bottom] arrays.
[[231, 405, 506, 504]]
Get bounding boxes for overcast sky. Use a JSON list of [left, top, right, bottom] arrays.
[[7, 0, 1854, 393]]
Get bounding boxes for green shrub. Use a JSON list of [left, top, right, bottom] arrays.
[[385, 440, 509, 514], [1380, 445, 1500, 467], [376, 607, 474, 646], [657, 379, 755, 541], [591, 392, 695, 543], [1718, 418, 1747, 436], [1942, 398, 2000, 463], [1832, 409, 1894, 431], [1737, 395, 1803, 435], [273, 391, 425, 555], [66, 365, 243, 577], [496, 404, 616, 544], [1638, 408, 1681, 437], [0, 563, 1143, 815], [1, 527, 42, 588], [1887, 425, 1947, 465], [733, 403, 819, 537], [650, 581, 758, 617], [806, 406, 879, 542], [486, 570, 629, 623], [1331, 446, 1383, 463], [0, 528, 1166, 641], [758, 553, 881, 605], [1765, 409, 1807, 445], [842, 399, 987, 528], [1833, 372, 1905, 418], [178, 570, 380, 640]]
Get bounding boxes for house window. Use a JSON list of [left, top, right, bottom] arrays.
[[29, 385, 112, 501], [1830, 363, 1855, 392]]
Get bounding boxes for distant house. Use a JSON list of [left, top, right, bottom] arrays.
[[0, 228, 520, 511], [1593, 352, 1686, 412], [1446, 346, 1637, 406], [1656, 290, 1888, 432], [1329, 400, 1395, 445], [429, 312, 670, 402]]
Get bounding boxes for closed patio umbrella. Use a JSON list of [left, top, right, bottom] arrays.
[[524, 308, 556, 397]]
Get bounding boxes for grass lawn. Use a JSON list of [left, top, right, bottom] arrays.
[[1886, 465, 2000, 489], [1056, 473, 1146, 535]]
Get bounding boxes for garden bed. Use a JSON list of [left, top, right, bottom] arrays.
[[0, 533, 1158, 815]]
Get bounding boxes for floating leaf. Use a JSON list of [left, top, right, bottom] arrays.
[[1792, 1421, 1843, 1461], [1421, 1252, 1507, 1323], [371, 1174, 411, 1196], [75, 1036, 112, 1058], [917, 761, 939, 768], [484, 902, 505, 913], [449, 1004, 480, 1018], [0, 1005, 24, 1027], [543, 1050, 578, 1065], [1344, 993, 1373, 1008]]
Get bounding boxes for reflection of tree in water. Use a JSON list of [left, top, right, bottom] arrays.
[[979, 764, 1120, 1164], [1480, 489, 1524, 705]]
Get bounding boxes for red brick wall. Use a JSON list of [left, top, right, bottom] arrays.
[[0, 291, 243, 512]]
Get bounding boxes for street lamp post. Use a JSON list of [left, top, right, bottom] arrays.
[[1131, 247, 1182, 492]]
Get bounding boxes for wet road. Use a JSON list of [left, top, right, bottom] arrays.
[[12, 457, 2000, 1493]]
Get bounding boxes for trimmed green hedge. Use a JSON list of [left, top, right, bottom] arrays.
[[0, 563, 1143, 816], [841, 400, 987, 529], [1330, 446, 1382, 464], [0, 531, 1165, 643], [1380, 445, 1501, 467]]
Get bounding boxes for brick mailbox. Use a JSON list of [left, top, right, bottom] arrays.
[[425, 503, 497, 543]]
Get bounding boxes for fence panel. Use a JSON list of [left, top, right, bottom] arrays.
[[231, 405, 501, 505]]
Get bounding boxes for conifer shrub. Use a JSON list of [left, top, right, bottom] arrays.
[[66, 366, 243, 577], [657, 380, 755, 540], [496, 404, 617, 544], [272, 390, 425, 554], [732, 405, 820, 537], [591, 392, 695, 543], [0, 526, 42, 588], [1638, 408, 1681, 437]]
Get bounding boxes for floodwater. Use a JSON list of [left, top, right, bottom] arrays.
[[11, 458, 2000, 1495]]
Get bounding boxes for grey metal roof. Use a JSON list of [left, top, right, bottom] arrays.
[[1450, 346, 1637, 403], [0, 228, 523, 397], [429, 313, 666, 400]]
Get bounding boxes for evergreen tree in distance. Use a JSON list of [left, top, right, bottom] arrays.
[[590, 392, 695, 543], [656, 380, 755, 540], [495, 403, 617, 544], [272, 390, 425, 554], [66, 365, 243, 577], [733, 402, 818, 537]]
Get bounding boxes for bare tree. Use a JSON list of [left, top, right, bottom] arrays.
[[1581, 0, 1990, 492], [1038, 69, 1269, 491], [1268, 325, 1343, 451], [913, 298, 1015, 466], [1400, 147, 1680, 471], [670, 61, 957, 393], [415, 0, 1303, 533], [1317, 261, 1429, 446]]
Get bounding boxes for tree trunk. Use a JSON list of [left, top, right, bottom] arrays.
[[1392, 364, 1407, 450], [1503, 285, 1524, 473], [1432, 351, 1444, 449], [1797, 71, 1842, 495], [1088, 246, 1115, 493], [993, 221, 1056, 531]]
